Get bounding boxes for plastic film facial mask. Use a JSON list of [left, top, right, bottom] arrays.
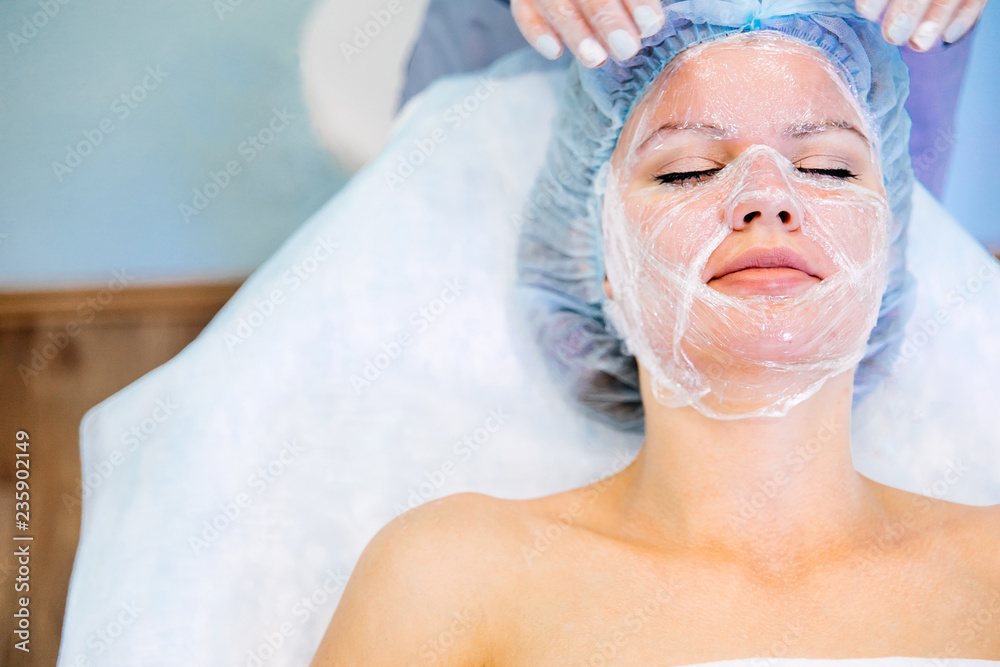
[[601, 33, 891, 419]]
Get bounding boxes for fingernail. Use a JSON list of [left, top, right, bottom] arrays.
[[633, 5, 663, 38], [943, 17, 968, 43], [886, 14, 914, 45], [578, 37, 609, 67], [857, 0, 888, 22], [607, 29, 639, 60], [535, 34, 561, 60], [910, 20, 939, 51]]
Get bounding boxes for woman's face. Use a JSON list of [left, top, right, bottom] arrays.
[[609, 35, 885, 299], [600, 34, 892, 418]]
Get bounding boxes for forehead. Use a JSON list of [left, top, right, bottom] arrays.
[[621, 34, 869, 147]]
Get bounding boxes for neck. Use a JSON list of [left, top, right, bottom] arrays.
[[613, 366, 886, 569]]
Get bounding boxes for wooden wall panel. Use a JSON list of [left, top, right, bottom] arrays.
[[0, 281, 241, 667]]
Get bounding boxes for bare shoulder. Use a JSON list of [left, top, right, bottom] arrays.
[[907, 491, 1000, 586], [869, 481, 1000, 573], [309, 492, 527, 667]]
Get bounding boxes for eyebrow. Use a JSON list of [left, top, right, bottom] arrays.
[[634, 119, 870, 155], [635, 122, 729, 155], [784, 121, 871, 147]]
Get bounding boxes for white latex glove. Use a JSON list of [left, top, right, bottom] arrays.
[[510, 0, 664, 67], [857, 0, 987, 50], [510, 0, 986, 68]]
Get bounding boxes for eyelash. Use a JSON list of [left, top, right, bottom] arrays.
[[653, 167, 860, 186]]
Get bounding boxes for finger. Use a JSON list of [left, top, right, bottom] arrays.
[[537, 0, 609, 67], [856, 0, 890, 22], [573, 0, 642, 61], [510, 0, 565, 60], [880, 0, 935, 45], [941, 0, 986, 42], [906, 0, 962, 50], [622, 0, 666, 38]]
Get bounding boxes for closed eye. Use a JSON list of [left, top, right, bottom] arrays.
[[796, 167, 860, 181], [654, 169, 721, 186], [654, 166, 859, 186]]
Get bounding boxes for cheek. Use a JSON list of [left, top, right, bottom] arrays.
[[864, 174, 886, 199], [621, 187, 730, 268], [799, 190, 889, 268]]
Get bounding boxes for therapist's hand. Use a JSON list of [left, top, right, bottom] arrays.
[[510, 0, 664, 67], [511, 0, 987, 66], [857, 0, 988, 50]]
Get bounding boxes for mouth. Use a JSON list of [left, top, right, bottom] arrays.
[[708, 247, 822, 297]]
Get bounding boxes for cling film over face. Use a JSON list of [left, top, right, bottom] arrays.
[[600, 33, 891, 419]]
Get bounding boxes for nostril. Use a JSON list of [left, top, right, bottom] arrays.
[[779, 210, 791, 223], [743, 211, 759, 224]]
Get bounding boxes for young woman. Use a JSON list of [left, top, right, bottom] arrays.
[[310, 3, 1000, 664]]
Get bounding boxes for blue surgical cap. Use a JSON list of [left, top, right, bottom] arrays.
[[515, 0, 915, 431]]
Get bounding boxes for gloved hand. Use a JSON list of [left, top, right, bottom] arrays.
[[509, 0, 986, 66], [857, 0, 986, 50], [509, 0, 664, 67]]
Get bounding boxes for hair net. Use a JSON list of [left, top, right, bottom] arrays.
[[515, 0, 915, 430]]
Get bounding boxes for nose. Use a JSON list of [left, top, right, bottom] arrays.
[[726, 160, 803, 233]]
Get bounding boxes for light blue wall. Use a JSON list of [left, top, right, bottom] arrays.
[[0, 0, 349, 289], [942, 0, 1000, 249]]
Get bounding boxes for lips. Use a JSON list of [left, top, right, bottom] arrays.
[[710, 246, 821, 281]]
